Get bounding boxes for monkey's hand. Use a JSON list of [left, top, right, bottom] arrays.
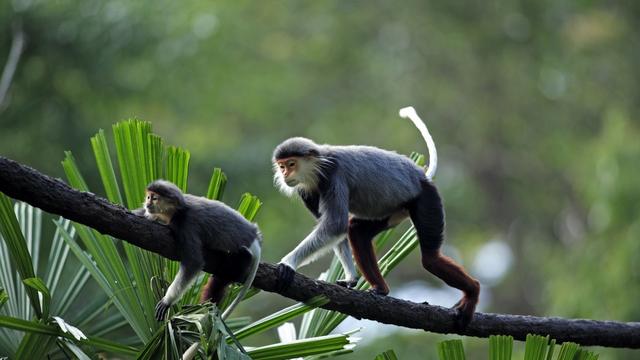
[[155, 299, 171, 321], [336, 279, 357, 288], [275, 262, 295, 292]]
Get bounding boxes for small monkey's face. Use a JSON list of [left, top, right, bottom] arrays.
[[143, 191, 175, 224], [276, 157, 300, 186]]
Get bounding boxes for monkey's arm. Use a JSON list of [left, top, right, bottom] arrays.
[[333, 239, 358, 287], [155, 231, 204, 321], [155, 263, 201, 321], [300, 181, 358, 287], [132, 207, 146, 216], [280, 178, 349, 270]]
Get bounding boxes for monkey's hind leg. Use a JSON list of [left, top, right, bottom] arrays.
[[200, 276, 232, 304], [348, 218, 389, 295], [408, 180, 480, 329], [156, 264, 200, 321]]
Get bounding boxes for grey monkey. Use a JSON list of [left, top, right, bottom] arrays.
[[272, 107, 479, 328], [136, 179, 261, 321]]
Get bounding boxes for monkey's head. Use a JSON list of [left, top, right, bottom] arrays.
[[272, 137, 326, 196], [143, 180, 186, 224]]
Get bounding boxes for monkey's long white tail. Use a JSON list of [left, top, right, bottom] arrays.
[[399, 106, 438, 180], [221, 240, 261, 320]]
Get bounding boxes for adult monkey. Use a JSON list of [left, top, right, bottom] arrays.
[[272, 107, 479, 327]]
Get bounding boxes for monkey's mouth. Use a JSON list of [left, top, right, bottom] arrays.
[[145, 206, 158, 214], [284, 178, 298, 187]]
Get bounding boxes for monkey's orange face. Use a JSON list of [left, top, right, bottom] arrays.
[[276, 157, 299, 186]]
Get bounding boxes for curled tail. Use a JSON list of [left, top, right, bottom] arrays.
[[221, 238, 261, 320], [399, 106, 438, 180]]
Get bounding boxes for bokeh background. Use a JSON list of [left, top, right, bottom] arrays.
[[1, 0, 639, 358]]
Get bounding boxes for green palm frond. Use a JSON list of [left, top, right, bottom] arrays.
[[0, 194, 41, 319], [437, 339, 466, 360], [0, 198, 126, 357], [375, 349, 399, 360]]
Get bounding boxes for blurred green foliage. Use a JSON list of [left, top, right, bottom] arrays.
[[1, 0, 639, 358]]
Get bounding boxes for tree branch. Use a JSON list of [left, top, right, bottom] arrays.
[[0, 156, 638, 349]]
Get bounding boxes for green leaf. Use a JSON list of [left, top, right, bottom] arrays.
[[556, 342, 579, 360], [489, 335, 513, 360], [61, 151, 90, 191], [112, 119, 154, 207], [57, 338, 93, 360], [0, 315, 137, 355], [575, 348, 600, 360], [0, 288, 7, 310], [54, 217, 153, 341], [15, 331, 56, 360], [22, 278, 50, 320], [437, 339, 466, 360], [146, 133, 166, 181], [247, 333, 355, 360], [232, 296, 328, 342], [524, 334, 554, 360], [63, 143, 159, 340], [0, 194, 41, 318], [375, 349, 399, 360], [136, 325, 165, 360], [236, 193, 262, 221], [207, 168, 227, 200], [90, 129, 124, 204], [166, 146, 190, 191]]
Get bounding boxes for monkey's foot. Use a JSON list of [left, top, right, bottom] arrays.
[[451, 297, 477, 330], [275, 263, 295, 292], [366, 287, 389, 296], [336, 279, 357, 288], [155, 300, 171, 321]]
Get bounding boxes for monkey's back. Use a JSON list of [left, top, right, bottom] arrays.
[[182, 195, 259, 253], [326, 145, 426, 219]]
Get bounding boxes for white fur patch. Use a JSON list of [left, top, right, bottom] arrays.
[[272, 156, 333, 198], [273, 168, 296, 197]]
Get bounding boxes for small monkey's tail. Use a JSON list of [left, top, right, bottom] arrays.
[[184, 240, 260, 360], [399, 106, 438, 180], [221, 238, 262, 320]]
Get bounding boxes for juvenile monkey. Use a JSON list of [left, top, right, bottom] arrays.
[[136, 180, 262, 321], [272, 107, 479, 327]]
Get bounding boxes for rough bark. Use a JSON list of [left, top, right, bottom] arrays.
[[0, 156, 639, 348]]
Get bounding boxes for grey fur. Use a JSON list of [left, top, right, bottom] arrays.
[[274, 137, 426, 274], [141, 180, 261, 321], [333, 239, 358, 281]]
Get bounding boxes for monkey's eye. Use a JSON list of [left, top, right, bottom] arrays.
[[279, 165, 285, 170], [287, 161, 296, 168]]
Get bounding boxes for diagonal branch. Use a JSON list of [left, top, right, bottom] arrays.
[[0, 155, 638, 349]]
